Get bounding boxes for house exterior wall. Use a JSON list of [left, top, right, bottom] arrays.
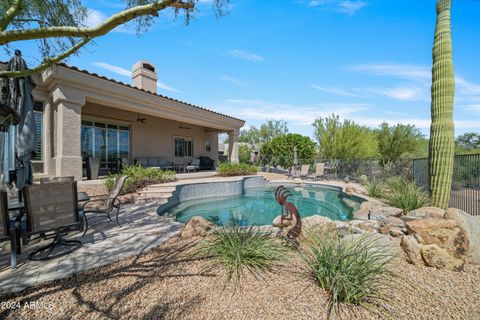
[[82, 103, 219, 164], [26, 64, 243, 180]]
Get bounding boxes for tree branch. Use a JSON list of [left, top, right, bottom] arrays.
[[0, 0, 194, 44], [0, 0, 22, 31], [0, 37, 92, 78]]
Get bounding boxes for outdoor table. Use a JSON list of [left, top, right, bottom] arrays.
[[77, 192, 91, 202]]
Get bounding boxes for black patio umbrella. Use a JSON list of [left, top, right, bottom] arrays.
[[6, 50, 37, 190]]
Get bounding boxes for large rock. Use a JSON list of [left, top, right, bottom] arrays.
[[353, 201, 371, 220], [368, 203, 404, 223], [401, 235, 422, 265], [405, 218, 469, 259], [445, 208, 480, 265], [387, 216, 406, 228], [402, 207, 445, 222], [344, 186, 356, 196], [343, 232, 399, 258], [180, 216, 215, 239], [302, 215, 336, 230], [421, 244, 465, 271]]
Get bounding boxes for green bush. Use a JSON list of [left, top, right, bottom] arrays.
[[198, 226, 287, 284], [216, 162, 258, 177], [384, 176, 430, 212], [366, 179, 384, 198], [105, 164, 176, 194], [300, 227, 395, 317]]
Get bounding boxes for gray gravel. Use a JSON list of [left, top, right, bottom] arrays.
[[0, 236, 479, 320]]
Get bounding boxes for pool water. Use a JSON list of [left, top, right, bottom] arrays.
[[171, 185, 362, 226]]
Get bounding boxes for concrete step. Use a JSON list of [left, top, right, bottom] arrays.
[[135, 197, 169, 205]]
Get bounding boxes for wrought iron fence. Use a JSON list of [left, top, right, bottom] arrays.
[[258, 156, 414, 182], [413, 154, 480, 216]]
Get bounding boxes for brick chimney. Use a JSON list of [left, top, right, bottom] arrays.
[[132, 61, 157, 93]]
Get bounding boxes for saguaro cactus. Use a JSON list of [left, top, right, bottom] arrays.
[[428, 0, 455, 209]]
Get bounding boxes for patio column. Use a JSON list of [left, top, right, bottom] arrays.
[[51, 87, 85, 180], [228, 128, 239, 163]]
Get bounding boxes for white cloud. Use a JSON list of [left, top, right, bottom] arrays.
[[227, 49, 265, 62], [91, 62, 130, 76], [221, 76, 248, 86], [91, 62, 182, 93], [85, 8, 131, 33], [220, 99, 369, 125], [311, 85, 360, 97], [346, 63, 431, 82], [366, 86, 429, 101], [337, 1, 368, 15], [85, 9, 106, 28], [308, 0, 368, 15]]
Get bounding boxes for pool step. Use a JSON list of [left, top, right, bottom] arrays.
[[135, 185, 177, 204]]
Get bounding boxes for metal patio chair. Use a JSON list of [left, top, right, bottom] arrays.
[[81, 175, 128, 236], [23, 181, 82, 261], [0, 191, 20, 268], [292, 164, 310, 180], [307, 163, 326, 181]]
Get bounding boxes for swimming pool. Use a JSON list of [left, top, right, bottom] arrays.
[[170, 185, 362, 226]]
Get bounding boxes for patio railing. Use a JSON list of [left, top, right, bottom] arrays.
[[413, 154, 480, 216]]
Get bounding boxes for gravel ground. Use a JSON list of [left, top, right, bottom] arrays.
[[0, 236, 479, 320]]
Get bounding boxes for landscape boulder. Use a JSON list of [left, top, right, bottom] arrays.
[[301, 215, 336, 231], [420, 244, 465, 271], [353, 201, 370, 220], [405, 218, 469, 259], [402, 207, 445, 222], [445, 208, 480, 265], [368, 203, 404, 222], [344, 186, 356, 196], [400, 235, 422, 265], [180, 216, 215, 239]]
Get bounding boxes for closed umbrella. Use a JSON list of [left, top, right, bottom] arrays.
[[7, 50, 37, 190]]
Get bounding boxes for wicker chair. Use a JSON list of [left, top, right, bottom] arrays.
[[0, 191, 20, 268], [23, 181, 82, 261], [82, 175, 128, 236]]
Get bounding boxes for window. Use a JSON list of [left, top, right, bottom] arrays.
[[205, 140, 211, 152], [174, 137, 194, 158], [33, 101, 43, 161], [81, 120, 130, 168]]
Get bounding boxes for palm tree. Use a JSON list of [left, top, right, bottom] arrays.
[[429, 0, 455, 209]]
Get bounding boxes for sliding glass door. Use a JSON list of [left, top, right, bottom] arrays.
[[81, 120, 130, 169]]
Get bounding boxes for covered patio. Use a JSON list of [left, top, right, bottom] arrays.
[[34, 61, 244, 180]]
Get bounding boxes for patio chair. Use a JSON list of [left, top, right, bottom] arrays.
[[307, 163, 326, 181], [40, 176, 75, 184], [292, 165, 310, 179], [81, 175, 128, 236], [23, 181, 82, 261], [187, 159, 200, 172], [0, 191, 20, 268]]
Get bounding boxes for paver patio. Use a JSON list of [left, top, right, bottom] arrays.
[[0, 202, 182, 293]]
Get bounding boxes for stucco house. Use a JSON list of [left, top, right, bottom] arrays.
[[24, 60, 244, 180]]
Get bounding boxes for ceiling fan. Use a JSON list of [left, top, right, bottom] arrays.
[[136, 113, 146, 123], [179, 123, 191, 130]]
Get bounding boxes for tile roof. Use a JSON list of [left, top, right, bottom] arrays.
[[56, 63, 244, 123]]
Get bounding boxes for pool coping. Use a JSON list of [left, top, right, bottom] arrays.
[[156, 176, 368, 219]]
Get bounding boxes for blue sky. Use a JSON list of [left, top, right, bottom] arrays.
[[4, 0, 480, 138]]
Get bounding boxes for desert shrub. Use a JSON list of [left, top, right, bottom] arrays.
[[105, 164, 176, 194], [359, 174, 369, 186], [198, 226, 287, 284], [300, 227, 395, 318], [366, 179, 384, 198], [384, 176, 430, 212], [216, 162, 258, 177]]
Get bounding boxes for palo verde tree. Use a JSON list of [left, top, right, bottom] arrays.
[[376, 122, 424, 164], [0, 0, 228, 78], [428, 0, 455, 209]]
